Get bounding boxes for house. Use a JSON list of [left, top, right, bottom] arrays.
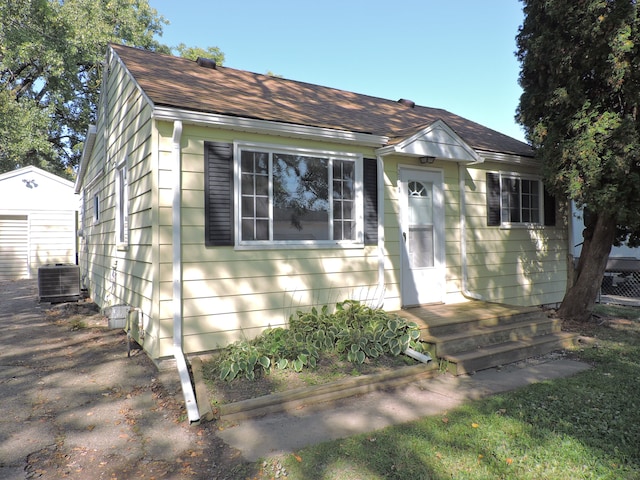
[[76, 44, 568, 367], [0, 166, 77, 280]]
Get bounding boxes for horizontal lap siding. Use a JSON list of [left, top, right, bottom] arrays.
[[0, 215, 29, 279], [80, 53, 156, 355], [29, 211, 76, 273], [464, 164, 567, 306], [156, 126, 382, 357]]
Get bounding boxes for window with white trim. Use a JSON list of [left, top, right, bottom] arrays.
[[486, 172, 552, 226], [237, 146, 362, 245], [501, 175, 541, 224], [115, 161, 129, 246]]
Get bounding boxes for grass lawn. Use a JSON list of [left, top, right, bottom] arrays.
[[248, 304, 640, 479]]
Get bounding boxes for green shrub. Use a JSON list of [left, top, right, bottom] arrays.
[[212, 300, 425, 382]]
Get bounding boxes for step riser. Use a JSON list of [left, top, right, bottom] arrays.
[[432, 319, 562, 356], [420, 311, 547, 337], [446, 335, 577, 376]]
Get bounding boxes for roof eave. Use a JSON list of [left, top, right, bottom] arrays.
[[74, 125, 96, 193], [152, 106, 389, 148], [476, 149, 538, 166]]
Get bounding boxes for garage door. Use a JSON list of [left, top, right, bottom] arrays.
[[0, 215, 29, 279]]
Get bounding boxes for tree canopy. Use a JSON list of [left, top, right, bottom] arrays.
[[516, 0, 640, 321], [0, 0, 223, 179]]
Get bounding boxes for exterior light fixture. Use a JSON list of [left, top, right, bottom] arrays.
[[419, 156, 436, 164]]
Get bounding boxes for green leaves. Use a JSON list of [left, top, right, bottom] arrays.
[[0, 0, 169, 173], [213, 300, 425, 382], [517, 0, 640, 210], [0, 0, 226, 174], [517, 0, 640, 322]]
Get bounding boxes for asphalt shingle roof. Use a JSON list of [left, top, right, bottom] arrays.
[[111, 44, 533, 158]]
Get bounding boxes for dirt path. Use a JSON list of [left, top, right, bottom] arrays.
[[0, 280, 249, 479]]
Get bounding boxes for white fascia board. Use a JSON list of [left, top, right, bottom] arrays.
[[376, 119, 482, 163], [0, 165, 74, 189], [476, 149, 538, 167], [75, 125, 97, 193], [152, 106, 389, 148]]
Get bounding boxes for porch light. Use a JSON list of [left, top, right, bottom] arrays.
[[419, 156, 436, 164]]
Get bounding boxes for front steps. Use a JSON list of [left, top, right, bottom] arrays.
[[397, 304, 577, 376]]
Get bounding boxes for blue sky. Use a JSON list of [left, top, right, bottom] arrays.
[[149, 1, 527, 142]]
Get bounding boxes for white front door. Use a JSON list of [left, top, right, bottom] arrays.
[[399, 168, 445, 306]]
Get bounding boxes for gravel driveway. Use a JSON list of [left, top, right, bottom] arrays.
[[0, 280, 246, 479]]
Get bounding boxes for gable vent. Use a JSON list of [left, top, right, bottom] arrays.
[[398, 98, 415, 108], [196, 57, 217, 69]]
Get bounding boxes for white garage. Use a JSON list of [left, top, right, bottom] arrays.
[[0, 166, 78, 280]]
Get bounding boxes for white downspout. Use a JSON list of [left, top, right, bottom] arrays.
[[171, 120, 200, 424], [376, 154, 385, 305], [459, 162, 486, 301]]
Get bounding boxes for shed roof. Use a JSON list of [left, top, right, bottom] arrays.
[[110, 44, 533, 158]]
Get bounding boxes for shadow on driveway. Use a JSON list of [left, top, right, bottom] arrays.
[[0, 280, 247, 479]]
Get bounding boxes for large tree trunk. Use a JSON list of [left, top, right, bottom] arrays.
[[558, 212, 617, 322]]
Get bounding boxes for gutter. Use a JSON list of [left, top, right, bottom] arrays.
[[153, 106, 388, 148], [171, 120, 200, 424], [459, 162, 486, 301]]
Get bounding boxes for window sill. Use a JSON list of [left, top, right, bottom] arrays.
[[116, 244, 129, 252], [500, 223, 545, 230], [234, 242, 366, 251]]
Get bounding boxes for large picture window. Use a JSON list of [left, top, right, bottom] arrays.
[[204, 141, 378, 248], [238, 146, 361, 245]]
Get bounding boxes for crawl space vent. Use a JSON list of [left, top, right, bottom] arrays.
[[38, 264, 81, 303]]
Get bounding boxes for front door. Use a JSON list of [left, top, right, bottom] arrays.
[[399, 168, 445, 306]]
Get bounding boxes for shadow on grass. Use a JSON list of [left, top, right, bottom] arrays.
[[275, 309, 640, 480]]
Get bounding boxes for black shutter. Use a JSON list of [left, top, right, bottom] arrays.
[[204, 142, 234, 246], [543, 186, 556, 226], [486, 172, 501, 226], [363, 158, 378, 245]]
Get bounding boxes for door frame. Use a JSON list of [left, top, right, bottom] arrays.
[[398, 165, 446, 307]]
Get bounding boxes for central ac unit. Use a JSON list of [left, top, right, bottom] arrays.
[[38, 264, 81, 303]]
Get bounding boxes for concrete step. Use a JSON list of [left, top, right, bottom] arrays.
[[441, 332, 578, 376], [423, 316, 562, 356]]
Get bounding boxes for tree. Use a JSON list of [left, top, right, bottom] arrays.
[[174, 43, 225, 64], [516, 0, 640, 322], [0, 0, 169, 177]]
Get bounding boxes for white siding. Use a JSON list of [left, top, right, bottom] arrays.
[[0, 166, 77, 280], [0, 215, 29, 279], [29, 211, 77, 272]]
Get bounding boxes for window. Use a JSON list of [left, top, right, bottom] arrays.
[[204, 142, 378, 248], [115, 162, 129, 247], [93, 193, 100, 223], [501, 176, 540, 224], [487, 172, 555, 226], [238, 147, 360, 244]]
